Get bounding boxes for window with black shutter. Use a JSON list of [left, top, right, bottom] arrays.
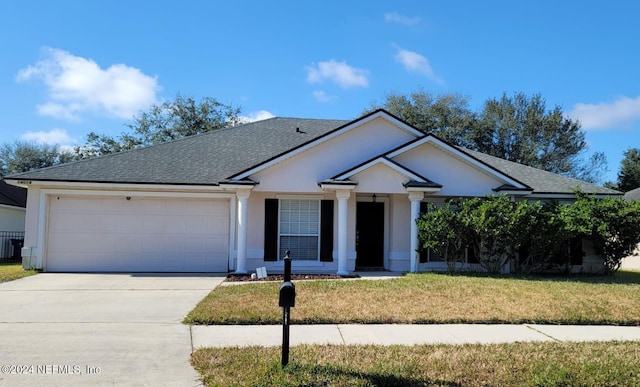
[[263, 198, 334, 262]]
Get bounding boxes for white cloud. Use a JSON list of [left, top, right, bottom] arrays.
[[36, 102, 83, 121], [312, 90, 337, 103], [238, 110, 275, 124], [568, 96, 640, 130], [384, 12, 421, 26], [20, 128, 75, 145], [16, 47, 160, 121], [19, 128, 76, 153], [394, 46, 445, 85], [306, 60, 369, 89]]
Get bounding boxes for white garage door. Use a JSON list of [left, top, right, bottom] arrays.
[[45, 196, 230, 272]]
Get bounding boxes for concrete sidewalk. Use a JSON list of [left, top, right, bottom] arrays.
[[192, 323, 640, 348]]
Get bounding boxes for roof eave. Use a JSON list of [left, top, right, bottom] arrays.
[[319, 180, 358, 190], [403, 181, 443, 194], [218, 179, 259, 190], [3, 178, 228, 192]]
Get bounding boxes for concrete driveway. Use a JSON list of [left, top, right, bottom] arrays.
[[0, 273, 225, 387]]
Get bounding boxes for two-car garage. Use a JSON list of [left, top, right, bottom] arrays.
[[44, 195, 231, 272]]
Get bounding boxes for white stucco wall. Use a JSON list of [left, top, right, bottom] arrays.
[[392, 142, 505, 196], [387, 194, 410, 271], [21, 187, 42, 267], [0, 205, 26, 231], [350, 164, 413, 194], [252, 117, 418, 193], [23, 187, 41, 249]]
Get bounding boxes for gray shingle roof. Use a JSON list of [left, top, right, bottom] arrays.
[[8, 117, 349, 185], [625, 187, 640, 201], [462, 149, 620, 195], [7, 113, 618, 196]]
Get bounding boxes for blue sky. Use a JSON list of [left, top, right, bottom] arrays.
[[1, 1, 639, 184]]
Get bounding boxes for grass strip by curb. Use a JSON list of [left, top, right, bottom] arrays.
[[192, 341, 640, 386]]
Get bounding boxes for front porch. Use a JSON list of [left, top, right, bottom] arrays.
[[231, 188, 439, 276]]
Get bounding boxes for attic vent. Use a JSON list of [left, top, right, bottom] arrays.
[[295, 127, 307, 134]]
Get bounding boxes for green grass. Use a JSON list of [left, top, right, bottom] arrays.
[[0, 262, 36, 283], [191, 341, 640, 386], [185, 271, 640, 325]]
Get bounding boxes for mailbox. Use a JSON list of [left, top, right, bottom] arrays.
[[279, 281, 296, 308]]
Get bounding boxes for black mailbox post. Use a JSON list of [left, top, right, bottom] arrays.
[[279, 251, 295, 367], [279, 281, 295, 307]]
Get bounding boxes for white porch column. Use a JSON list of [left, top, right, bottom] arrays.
[[408, 191, 424, 273], [235, 188, 251, 274], [336, 189, 351, 276]]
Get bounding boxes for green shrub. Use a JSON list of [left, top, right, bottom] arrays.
[[417, 192, 640, 275]]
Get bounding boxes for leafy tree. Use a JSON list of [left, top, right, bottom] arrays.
[[616, 148, 640, 192], [74, 132, 142, 159], [417, 202, 468, 272], [475, 92, 604, 180], [369, 90, 607, 183], [417, 193, 640, 275], [515, 201, 577, 274], [366, 89, 477, 147], [75, 94, 242, 158], [0, 141, 73, 177], [418, 196, 542, 274], [561, 192, 640, 274], [571, 151, 609, 185], [459, 196, 536, 274]]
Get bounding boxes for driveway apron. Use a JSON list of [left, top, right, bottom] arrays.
[[0, 273, 224, 387]]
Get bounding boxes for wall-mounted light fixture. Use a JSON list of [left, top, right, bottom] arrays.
[[126, 196, 131, 201]]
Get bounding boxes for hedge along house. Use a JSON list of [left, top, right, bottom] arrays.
[[5, 110, 620, 274]]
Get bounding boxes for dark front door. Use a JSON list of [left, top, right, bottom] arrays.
[[356, 201, 384, 268]]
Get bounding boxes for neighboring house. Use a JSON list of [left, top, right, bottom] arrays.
[[622, 188, 640, 270], [5, 110, 620, 274], [0, 179, 27, 259], [0, 180, 27, 230], [625, 187, 640, 201]]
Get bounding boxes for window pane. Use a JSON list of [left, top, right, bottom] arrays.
[[280, 199, 319, 235], [280, 236, 319, 261], [279, 199, 320, 260]]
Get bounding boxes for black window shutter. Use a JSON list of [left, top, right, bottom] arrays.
[[264, 199, 278, 261], [320, 200, 334, 262]]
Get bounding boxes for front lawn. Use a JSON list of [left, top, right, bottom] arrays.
[[192, 341, 640, 386], [185, 271, 640, 325], [0, 262, 36, 283]]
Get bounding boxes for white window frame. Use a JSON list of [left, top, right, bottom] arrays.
[[277, 198, 321, 261]]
